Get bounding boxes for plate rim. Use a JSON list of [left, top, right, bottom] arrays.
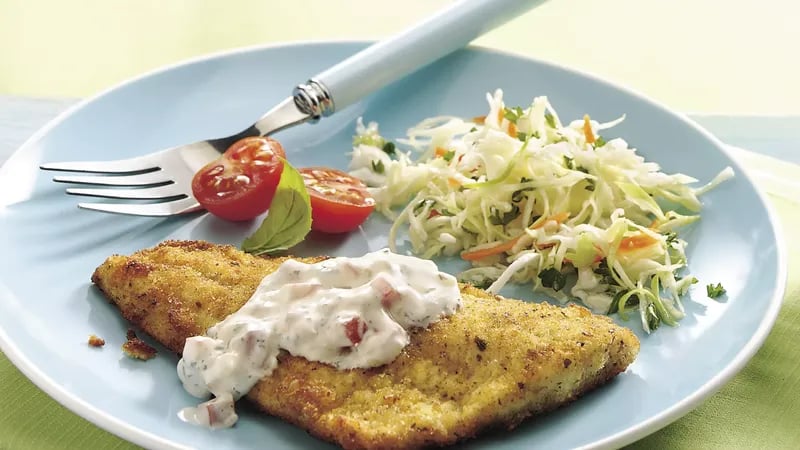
[[0, 39, 788, 450]]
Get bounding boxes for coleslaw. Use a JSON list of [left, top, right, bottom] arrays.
[[348, 89, 733, 333]]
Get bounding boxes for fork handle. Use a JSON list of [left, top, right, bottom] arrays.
[[298, 0, 547, 117]]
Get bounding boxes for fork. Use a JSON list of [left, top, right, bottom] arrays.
[[40, 0, 546, 217]]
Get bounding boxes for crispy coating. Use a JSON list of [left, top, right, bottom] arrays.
[[122, 329, 157, 361], [87, 335, 105, 347], [91, 240, 639, 450]]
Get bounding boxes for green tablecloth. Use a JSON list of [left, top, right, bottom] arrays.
[[1, 102, 798, 449]]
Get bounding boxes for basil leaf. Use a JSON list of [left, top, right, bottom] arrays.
[[241, 160, 312, 256]]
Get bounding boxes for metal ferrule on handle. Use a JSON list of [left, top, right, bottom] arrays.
[[292, 79, 335, 121]]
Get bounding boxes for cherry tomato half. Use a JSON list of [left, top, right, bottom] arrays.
[[191, 137, 286, 221], [299, 167, 375, 234]]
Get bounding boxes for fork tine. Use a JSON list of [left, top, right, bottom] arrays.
[[77, 197, 202, 217], [40, 156, 158, 174], [52, 171, 171, 186], [66, 184, 187, 200]]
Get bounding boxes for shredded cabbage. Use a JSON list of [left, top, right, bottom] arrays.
[[348, 89, 733, 333]]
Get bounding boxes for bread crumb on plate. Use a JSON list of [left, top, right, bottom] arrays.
[[87, 334, 105, 347], [122, 329, 157, 360]]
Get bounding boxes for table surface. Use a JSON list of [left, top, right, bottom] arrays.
[[2, 0, 800, 115]]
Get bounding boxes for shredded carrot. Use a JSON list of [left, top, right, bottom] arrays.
[[472, 115, 486, 125], [507, 122, 517, 138], [583, 114, 595, 144], [497, 107, 504, 124], [447, 177, 461, 188], [460, 212, 571, 261], [461, 236, 521, 261], [434, 147, 448, 158], [618, 233, 659, 253], [648, 218, 660, 229], [533, 211, 570, 229]]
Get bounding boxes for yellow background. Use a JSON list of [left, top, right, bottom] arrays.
[[2, 0, 799, 114]]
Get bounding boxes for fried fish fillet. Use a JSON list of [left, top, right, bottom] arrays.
[[91, 240, 639, 450]]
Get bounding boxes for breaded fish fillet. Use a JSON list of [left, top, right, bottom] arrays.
[[91, 240, 639, 450]]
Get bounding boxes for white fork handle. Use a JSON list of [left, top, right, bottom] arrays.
[[309, 0, 548, 114]]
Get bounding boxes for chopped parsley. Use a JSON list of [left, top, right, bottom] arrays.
[[503, 106, 525, 123], [706, 282, 726, 299], [538, 267, 566, 291], [371, 160, 385, 174], [594, 258, 617, 286], [544, 112, 557, 128], [489, 205, 521, 226], [607, 290, 638, 314], [563, 155, 575, 170], [594, 136, 607, 147], [442, 150, 456, 162], [382, 141, 396, 156]]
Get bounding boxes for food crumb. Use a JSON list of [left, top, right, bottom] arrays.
[[122, 329, 157, 361], [87, 334, 105, 347]]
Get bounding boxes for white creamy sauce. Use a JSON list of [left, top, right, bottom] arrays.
[[176, 249, 462, 429]]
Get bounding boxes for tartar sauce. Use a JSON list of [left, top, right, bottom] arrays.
[[176, 249, 461, 428]]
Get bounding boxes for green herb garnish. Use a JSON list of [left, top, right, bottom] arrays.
[[706, 282, 727, 299], [241, 159, 312, 256], [594, 258, 617, 285], [545, 112, 557, 128], [489, 205, 521, 226], [382, 141, 396, 156], [503, 106, 525, 123], [442, 150, 456, 162], [645, 303, 661, 331], [606, 290, 632, 314], [371, 160, 385, 174], [538, 267, 566, 291]]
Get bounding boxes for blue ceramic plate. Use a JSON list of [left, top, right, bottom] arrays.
[[0, 42, 786, 449]]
